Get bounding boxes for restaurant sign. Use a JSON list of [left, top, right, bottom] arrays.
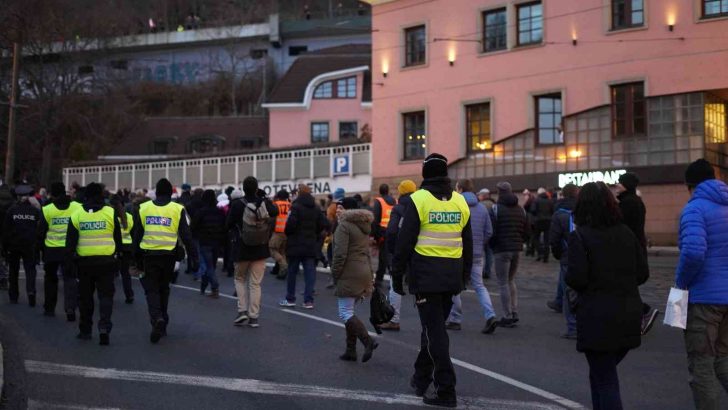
[[558, 169, 627, 188]]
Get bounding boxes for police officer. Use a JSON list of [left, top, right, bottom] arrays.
[[392, 153, 473, 408], [65, 182, 121, 346], [134, 178, 198, 344], [2, 184, 42, 306], [40, 182, 82, 319]]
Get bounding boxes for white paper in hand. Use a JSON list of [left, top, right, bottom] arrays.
[[663, 287, 689, 329]]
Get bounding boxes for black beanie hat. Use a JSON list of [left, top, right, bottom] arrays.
[[243, 176, 258, 196], [618, 172, 640, 191], [685, 159, 715, 187], [340, 197, 358, 210], [276, 190, 290, 200], [155, 178, 173, 197], [50, 182, 66, 197], [85, 182, 103, 200], [422, 153, 448, 179]]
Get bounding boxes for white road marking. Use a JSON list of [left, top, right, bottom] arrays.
[[167, 281, 584, 409], [28, 400, 122, 410], [25, 360, 563, 410]]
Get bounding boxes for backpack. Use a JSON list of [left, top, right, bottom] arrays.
[[240, 198, 272, 246], [369, 286, 395, 334]]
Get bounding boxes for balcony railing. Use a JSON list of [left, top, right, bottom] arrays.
[[63, 143, 372, 195]]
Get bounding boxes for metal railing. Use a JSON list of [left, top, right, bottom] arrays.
[[63, 143, 372, 193]]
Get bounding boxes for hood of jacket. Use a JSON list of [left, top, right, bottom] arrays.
[[692, 179, 728, 206], [497, 192, 519, 207], [462, 191, 478, 207], [295, 192, 316, 208], [380, 195, 396, 206], [421, 177, 453, 200], [339, 209, 373, 235], [555, 197, 576, 211]]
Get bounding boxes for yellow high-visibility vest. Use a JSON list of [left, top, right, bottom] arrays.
[[120, 212, 134, 245], [138, 201, 183, 251], [42, 201, 82, 248], [70, 206, 116, 257], [410, 189, 470, 259]]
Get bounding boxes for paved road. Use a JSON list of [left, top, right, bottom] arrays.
[[0, 255, 706, 409]]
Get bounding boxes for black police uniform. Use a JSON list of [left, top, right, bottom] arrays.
[[2, 188, 42, 305]]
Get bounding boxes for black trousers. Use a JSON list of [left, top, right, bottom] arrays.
[[43, 260, 79, 314], [77, 261, 116, 334], [585, 349, 629, 410], [7, 249, 37, 301], [413, 292, 457, 399], [534, 220, 551, 260], [117, 251, 134, 300], [375, 240, 388, 282], [140, 255, 176, 327]]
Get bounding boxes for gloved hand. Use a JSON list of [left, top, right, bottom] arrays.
[[392, 273, 405, 296]]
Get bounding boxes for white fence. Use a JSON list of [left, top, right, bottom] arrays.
[[63, 143, 372, 194]]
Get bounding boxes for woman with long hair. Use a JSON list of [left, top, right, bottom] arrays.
[[110, 195, 134, 304], [565, 182, 649, 409]]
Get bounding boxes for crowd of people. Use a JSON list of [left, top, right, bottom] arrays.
[[1, 156, 727, 409]]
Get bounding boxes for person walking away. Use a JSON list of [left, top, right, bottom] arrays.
[[192, 190, 227, 298], [134, 178, 199, 343], [372, 184, 396, 285], [548, 183, 578, 339], [65, 182, 123, 346], [566, 182, 648, 410], [0, 184, 14, 290], [616, 172, 659, 335], [2, 185, 41, 306], [477, 188, 495, 279], [270, 190, 291, 280], [392, 153, 473, 408], [177, 183, 192, 208], [227, 177, 277, 327], [445, 179, 497, 334], [379, 179, 417, 331], [675, 159, 728, 410], [280, 184, 327, 309], [110, 195, 134, 304], [225, 189, 244, 278], [531, 187, 554, 263], [331, 197, 378, 362], [185, 188, 205, 278], [522, 190, 536, 257], [40, 182, 82, 318], [324, 188, 344, 289], [490, 182, 529, 327]]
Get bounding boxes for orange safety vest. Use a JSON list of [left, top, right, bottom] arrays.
[[274, 200, 291, 233], [375, 197, 395, 228]]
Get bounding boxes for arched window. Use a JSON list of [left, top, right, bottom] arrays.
[[187, 135, 226, 154]]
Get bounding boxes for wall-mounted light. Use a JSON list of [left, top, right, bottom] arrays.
[[667, 12, 676, 32], [569, 149, 583, 159], [668, 24, 674, 31], [448, 48, 456, 67], [383, 71, 388, 78], [382, 60, 389, 78], [571, 31, 578, 46]]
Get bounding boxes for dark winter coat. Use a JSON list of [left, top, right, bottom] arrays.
[[530, 193, 554, 223], [226, 194, 278, 261], [192, 205, 227, 248], [39, 195, 74, 262], [566, 224, 649, 352], [332, 209, 375, 298], [3, 200, 42, 252], [490, 193, 529, 253], [177, 191, 192, 208], [386, 194, 412, 256], [372, 194, 396, 238], [284, 192, 327, 258], [0, 185, 14, 233], [391, 177, 473, 294], [549, 197, 576, 265], [617, 190, 647, 249]]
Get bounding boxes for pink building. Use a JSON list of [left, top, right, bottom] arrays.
[[366, 0, 728, 244], [264, 45, 372, 148]]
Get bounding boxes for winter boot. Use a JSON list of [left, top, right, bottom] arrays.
[[349, 316, 378, 363], [339, 320, 358, 361]]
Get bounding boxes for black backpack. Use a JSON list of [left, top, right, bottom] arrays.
[[369, 287, 395, 334]]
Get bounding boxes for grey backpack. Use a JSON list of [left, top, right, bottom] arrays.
[[241, 199, 271, 246]]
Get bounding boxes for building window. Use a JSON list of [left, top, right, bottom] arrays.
[[466, 103, 492, 152], [153, 140, 169, 155], [311, 122, 329, 143], [314, 82, 333, 98], [339, 122, 358, 140], [611, 82, 646, 138], [483, 8, 507, 52], [536, 94, 563, 145], [705, 100, 727, 144], [250, 49, 268, 59], [703, 0, 728, 18], [188, 135, 225, 154], [288, 46, 308, 56], [612, 0, 644, 30], [404, 25, 426, 67], [239, 139, 256, 149], [517, 2, 543, 46], [403, 111, 426, 160]]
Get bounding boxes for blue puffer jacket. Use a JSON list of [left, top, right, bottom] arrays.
[[463, 192, 492, 259], [676, 179, 728, 304]]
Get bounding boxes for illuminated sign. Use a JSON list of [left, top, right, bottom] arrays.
[[558, 169, 627, 188]]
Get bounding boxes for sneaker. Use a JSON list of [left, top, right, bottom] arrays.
[[547, 300, 562, 313], [561, 332, 577, 340], [302, 302, 314, 309], [511, 312, 520, 323], [379, 322, 400, 331], [248, 318, 259, 328], [498, 317, 516, 328], [28, 294, 36, 307], [445, 322, 461, 331], [423, 393, 457, 408], [66, 312, 76, 322], [410, 377, 427, 397], [76, 332, 92, 340], [482, 317, 498, 334], [99, 333, 110, 346], [641, 308, 660, 335], [234, 311, 249, 326], [279, 299, 296, 308]]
